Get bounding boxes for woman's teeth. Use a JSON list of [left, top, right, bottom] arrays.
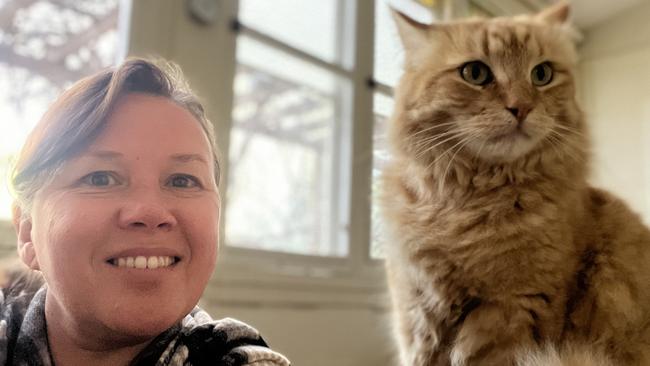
[[109, 256, 178, 269]]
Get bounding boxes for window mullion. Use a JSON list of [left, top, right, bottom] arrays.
[[213, 0, 240, 255], [345, 0, 375, 268]]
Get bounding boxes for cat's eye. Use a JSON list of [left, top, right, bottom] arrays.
[[460, 61, 493, 86], [531, 62, 553, 86]]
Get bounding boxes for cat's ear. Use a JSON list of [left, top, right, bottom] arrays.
[[391, 8, 432, 59], [536, 1, 570, 25]]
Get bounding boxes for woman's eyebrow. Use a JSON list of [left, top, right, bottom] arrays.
[[170, 153, 208, 165], [83, 150, 124, 160]]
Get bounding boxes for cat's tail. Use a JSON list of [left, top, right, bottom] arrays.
[[516, 344, 613, 366]]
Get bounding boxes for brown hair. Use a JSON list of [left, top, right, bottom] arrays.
[[11, 58, 220, 214]]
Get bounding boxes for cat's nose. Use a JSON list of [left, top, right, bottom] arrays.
[[506, 106, 532, 123]]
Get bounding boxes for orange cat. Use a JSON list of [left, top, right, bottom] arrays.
[[380, 3, 650, 365]]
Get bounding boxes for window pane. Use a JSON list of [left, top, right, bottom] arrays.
[[239, 0, 340, 62], [0, 0, 120, 220], [374, 0, 439, 87], [373, 0, 404, 88], [225, 36, 346, 257], [371, 93, 394, 259]]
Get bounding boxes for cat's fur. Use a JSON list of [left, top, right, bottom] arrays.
[[380, 2, 650, 365]]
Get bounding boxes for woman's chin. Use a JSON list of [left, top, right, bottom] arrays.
[[103, 308, 185, 340]]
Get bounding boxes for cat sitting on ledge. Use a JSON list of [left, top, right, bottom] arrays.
[[379, 2, 650, 365]]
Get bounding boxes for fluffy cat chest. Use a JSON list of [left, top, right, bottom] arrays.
[[402, 189, 561, 240], [396, 193, 573, 292]]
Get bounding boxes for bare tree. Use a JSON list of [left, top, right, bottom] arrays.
[[0, 0, 119, 225], [227, 64, 337, 255], [0, 0, 118, 88]]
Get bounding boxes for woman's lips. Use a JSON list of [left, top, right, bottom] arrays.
[[105, 247, 183, 269], [107, 255, 180, 269]]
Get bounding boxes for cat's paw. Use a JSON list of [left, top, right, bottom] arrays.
[[516, 344, 613, 366]]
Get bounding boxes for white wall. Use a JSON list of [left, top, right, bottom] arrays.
[[578, 1, 650, 224]]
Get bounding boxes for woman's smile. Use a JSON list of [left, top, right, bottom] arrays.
[[104, 246, 184, 270], [108, 256, 179, 269]]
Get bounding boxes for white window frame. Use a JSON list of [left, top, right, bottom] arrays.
[[210, 0, 387, 298]]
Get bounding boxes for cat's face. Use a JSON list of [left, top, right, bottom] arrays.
[[392, 3, 583, 165]]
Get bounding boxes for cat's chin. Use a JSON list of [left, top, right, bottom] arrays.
[[469, 133, 541, 164]]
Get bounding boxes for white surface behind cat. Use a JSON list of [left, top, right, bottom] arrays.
[[578, 0, 650, 226]]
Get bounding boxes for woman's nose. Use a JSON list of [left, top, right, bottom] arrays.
[[118, 198, 178, 232]]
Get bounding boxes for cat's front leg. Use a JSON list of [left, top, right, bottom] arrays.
[[450, 302, 539, 366], [392, 296, 451, 366], [404, 311, 446, 366]]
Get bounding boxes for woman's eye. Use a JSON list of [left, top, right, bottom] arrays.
[[168, 174, 201, 189], [460, 61, 493, 86], [531, 62, 553, 86], [81, 171, 119, 187]]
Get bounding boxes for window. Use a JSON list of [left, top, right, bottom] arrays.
[[215, 0, 433, 287], [221, 0, 453, 270], [227, 35, 347, 257], [0, 0, 123, 223], [224, 0, 358, 260]]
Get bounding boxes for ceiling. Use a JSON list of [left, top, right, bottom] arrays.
[[570, 0, 646, 29], [470, 0, 646, 29]]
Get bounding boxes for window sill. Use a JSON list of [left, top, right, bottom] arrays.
[[206, 249, 389, 310]]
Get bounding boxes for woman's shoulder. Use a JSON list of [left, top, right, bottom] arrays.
[[0, 263, 46, 365], [0, 260, 44, 311], [142, 308, 290, 366], [182, 309, 290, 366]]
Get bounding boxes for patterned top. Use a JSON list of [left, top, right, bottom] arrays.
[[0, 277, 290, 366]]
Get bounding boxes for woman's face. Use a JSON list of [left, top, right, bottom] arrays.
[[24, 94, 220, 341]]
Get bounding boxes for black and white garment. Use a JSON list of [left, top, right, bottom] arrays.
[[0, 277, 290, 366]]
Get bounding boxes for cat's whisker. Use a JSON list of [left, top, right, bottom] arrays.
[[439, 134, 478, 195], [543, 134, 565, 160], [414, 129, 462, 147], [474, 139, 488, 162], [422, 136, 466, 167], [413, 131, 467, 161], [425, 131, 474, 174], [553, 124, 586, 138], [411, 125, 479, 147], [419, 126, 480, 143], [405, 125, 460, 146], [547, 130, 585, 163], [406, 121, 462, 141]]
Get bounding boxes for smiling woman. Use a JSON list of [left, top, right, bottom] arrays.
[[2, 58, 289, 366]]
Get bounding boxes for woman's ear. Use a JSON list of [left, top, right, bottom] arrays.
[[12, 203, 40, 271]]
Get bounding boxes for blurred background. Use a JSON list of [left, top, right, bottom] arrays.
[[0, 0, 648, 364]]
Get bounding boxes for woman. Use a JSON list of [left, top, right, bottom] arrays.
[[2, 58, 290, 366]]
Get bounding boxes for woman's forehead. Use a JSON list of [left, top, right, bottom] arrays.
[[89, 94, 213, 159]]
